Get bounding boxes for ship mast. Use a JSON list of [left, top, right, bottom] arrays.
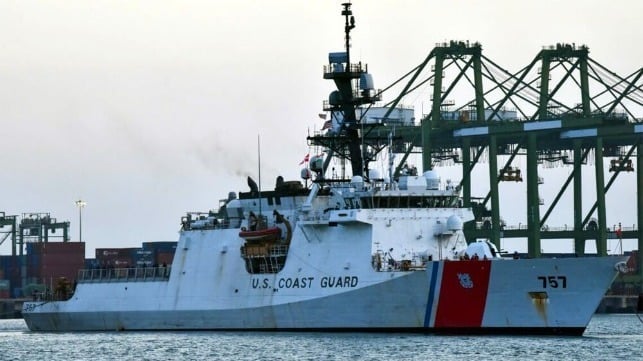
[[319, 3, 380, 179], [343, 2, 354, 71], [338, 2, 362, 177]]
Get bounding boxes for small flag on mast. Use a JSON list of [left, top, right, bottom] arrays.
[[299, 153, 310, 165]]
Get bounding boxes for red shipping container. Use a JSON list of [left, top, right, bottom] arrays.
[[29, 242, 85, 255], [39, 252, 85, 283], [0, 290, 10, 299], [28, 242, 85, 281]]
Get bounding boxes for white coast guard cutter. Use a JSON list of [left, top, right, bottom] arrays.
[[22, 3, 626, 335]]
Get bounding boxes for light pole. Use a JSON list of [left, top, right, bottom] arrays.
[[75, 199, 86, 242]]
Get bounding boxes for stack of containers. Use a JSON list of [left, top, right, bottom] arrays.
[[142, 242, 177, 266], [29, 242, 85, 286]]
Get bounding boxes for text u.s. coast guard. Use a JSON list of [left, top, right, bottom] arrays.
[[251, 276, 359, 289]]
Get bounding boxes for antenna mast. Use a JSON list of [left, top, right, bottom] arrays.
[[317, 3, 381, 179], [257, 134, 262, 216], [342, 2, 355, 65]]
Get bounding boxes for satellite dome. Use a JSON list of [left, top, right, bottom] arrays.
[[351, 175, 364, 189], [423, 170, 440, 190], [447, 215, 463, 231]]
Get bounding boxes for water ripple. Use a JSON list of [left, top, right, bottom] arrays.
[[1, 315, 641, 361]]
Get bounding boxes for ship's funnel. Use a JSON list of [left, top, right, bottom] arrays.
[[247, 176, 258, 193]]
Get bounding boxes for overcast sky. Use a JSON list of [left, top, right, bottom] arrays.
[[1, 0, 641, 257]]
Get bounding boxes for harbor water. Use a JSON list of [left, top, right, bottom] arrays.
[[1, 315, 641, 360]]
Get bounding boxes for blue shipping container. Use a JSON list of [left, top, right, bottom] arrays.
[[142, 242, 177, 252]]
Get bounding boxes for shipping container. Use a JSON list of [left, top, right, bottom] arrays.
[[93, 258, 134, 269], [28, 242, 85, 255], [0, 255, 17, 270], [626, 250, 639, 274], [111, 259, 132, 268], [0, 288, 10, 300], [38, 252, 85, 283], [1, 256, 20, 280], [25, 242, 85, 281], [0, 256, 21, 299], [0, 257, 9, 279], [155, 251, 175, 267], [135, 249, 153, 256], [135, 249, 154, 257], [25, 242, 36, 255], [84, 258, 99, 269], [95, 247, 138, 259], [95, 248, 137, 268], [0, 280, 9, 290], [136, 259, 152, 267], [6, 275, 20, 300], [133, 248, 154, 265], [134, 248, 154, 257], [142, 242, 177, 253], [27, 254, 41, 278]]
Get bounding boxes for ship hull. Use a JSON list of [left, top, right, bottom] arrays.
[[22, 256, 623, 334]]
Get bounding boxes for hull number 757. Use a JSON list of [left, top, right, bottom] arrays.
[[537, 276, 567, 288]]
